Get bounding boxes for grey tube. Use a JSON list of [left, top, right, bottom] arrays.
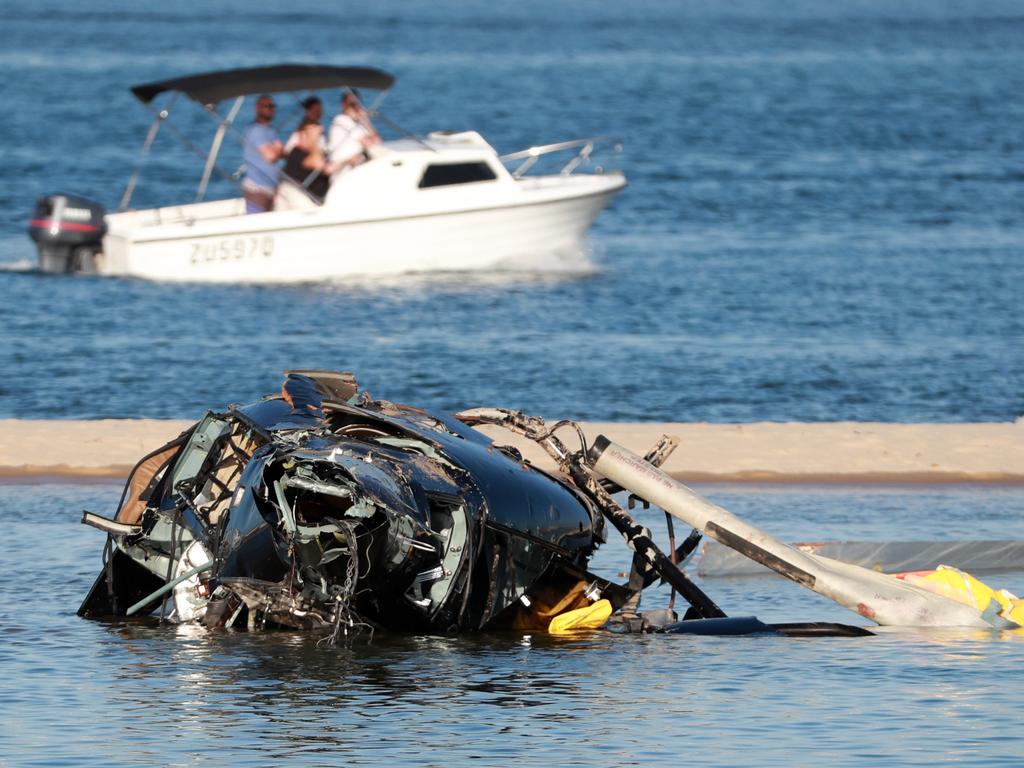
[[81, 511, 142, 537], [125, 561, 214, 617]]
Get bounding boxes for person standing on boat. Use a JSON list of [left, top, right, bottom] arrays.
[[283, 118, 334, 201], [284, 96, 324, 154], [328, 90, 381, 171], [242, 94, 285, 214]]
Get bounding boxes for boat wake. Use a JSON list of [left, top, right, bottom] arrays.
[[0, 258, 40, 273], [491, 242, 601, 274], [312, 245, 602, 293]]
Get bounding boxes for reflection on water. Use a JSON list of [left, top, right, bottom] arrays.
[[2, 482, 1023, 765]]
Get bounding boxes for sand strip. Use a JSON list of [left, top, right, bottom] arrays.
[[1, 418, 1021, 485]]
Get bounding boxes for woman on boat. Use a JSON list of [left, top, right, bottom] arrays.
[[282, 117, 335, 200], [284, 96, 324, 153]]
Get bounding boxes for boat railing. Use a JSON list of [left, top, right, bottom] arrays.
[[499, 136, 622, 179]]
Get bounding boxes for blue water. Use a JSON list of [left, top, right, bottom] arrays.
[[0, 0, 1022, 421], [1, 3, 1024, 764], [2, 481, 1023, 766]]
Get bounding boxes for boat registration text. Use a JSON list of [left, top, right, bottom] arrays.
[[190, 236, 274, 264]]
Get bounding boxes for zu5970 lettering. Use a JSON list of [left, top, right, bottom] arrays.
[[190, 236, 273, 264]]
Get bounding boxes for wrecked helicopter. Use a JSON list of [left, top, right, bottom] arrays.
[[79, 370, 1022, 643], [78, 369, 746, 640]]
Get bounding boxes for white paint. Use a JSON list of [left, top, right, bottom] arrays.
[[170, 541, 212, 623]]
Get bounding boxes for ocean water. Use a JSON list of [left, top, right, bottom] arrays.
[[1, 3, 1023, 765], [0, 0, 1021, 421], [2, 481, 1023, 767]]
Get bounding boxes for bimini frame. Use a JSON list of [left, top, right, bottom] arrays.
[[117, 64, 396, 211]]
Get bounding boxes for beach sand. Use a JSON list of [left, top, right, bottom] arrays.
[[1, 418, 1021, 484]]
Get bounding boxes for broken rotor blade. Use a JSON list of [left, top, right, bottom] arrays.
[[600, 433, 679, 496], [588, 436, 1003, 629]]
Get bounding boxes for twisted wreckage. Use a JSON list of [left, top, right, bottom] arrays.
[[79, 371, 1024, 640]]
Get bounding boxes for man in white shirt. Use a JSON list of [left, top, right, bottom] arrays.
[[328, 91, 381, 171]]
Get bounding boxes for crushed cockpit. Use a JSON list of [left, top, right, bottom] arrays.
[[80, 371, 627, 639]]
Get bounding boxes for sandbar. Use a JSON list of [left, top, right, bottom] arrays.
[[1, 418, 1021, 485]]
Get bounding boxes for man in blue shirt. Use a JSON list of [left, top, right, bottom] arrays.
[[242, 95, 284, 213]]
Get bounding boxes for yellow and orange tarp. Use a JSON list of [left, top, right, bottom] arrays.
[[894, 565, 1024, 627]]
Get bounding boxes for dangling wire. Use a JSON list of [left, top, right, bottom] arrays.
[[319, 520, 374, 646], [665, 511, 677, 612], [102, 535, 117, 615], [160, 508, 181, 624]]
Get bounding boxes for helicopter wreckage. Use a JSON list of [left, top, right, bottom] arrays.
[[79, 371, 1024, 641]]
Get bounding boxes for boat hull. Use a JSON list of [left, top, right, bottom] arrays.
[[99, 176, 624, 283]]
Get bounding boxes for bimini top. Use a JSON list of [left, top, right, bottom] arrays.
[[131, 64, 396, 105]]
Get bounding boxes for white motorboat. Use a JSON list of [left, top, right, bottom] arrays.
[[28, 64, 625, 283]]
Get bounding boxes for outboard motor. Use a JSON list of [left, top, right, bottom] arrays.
[[28, 194, 107, 274]]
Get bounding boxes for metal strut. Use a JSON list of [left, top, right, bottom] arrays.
[[453, 408, 725, 619]]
